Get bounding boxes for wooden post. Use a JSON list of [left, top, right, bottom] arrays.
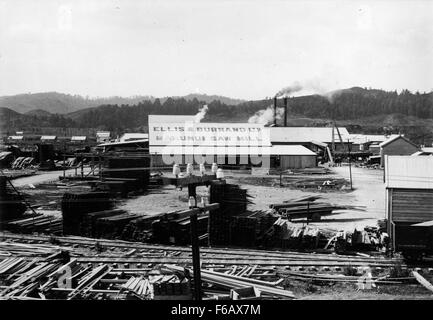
[[99, 156, 102, 181], [81, 156, 84, 178], [190, 212, 202, 301], [348, 139, 353, 190], [63, 154, 66, 178], [188, 184, 197, 204]]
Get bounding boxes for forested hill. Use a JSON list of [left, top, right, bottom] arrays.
[[206, 87, 433, 121], [0, 92, 245, 114], [1, 88, 432, 142]]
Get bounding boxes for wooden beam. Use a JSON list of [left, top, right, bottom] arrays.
[[412, 271, 433, 293]]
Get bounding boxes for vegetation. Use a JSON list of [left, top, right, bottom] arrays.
[[1, 87, 432, 144]]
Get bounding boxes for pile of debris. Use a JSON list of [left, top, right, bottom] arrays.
[[292, 177, 350, 190], [11, 157, 37, 170]]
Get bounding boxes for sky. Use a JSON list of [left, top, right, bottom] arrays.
[[0, 0, 432, 99]]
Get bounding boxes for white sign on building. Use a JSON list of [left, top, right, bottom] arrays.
[[149, 120, 270, 147]]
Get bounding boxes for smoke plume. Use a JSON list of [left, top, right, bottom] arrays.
[[194, 104, 208, 122], [248, 105, 285, 124], [275, 81, 303, 98], [248, 79, 338, 124]]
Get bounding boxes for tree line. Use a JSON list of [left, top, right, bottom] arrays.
[[4, 88, 432, 135]]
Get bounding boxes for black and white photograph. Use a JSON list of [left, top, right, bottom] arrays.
[[0, 0, 432, 309]]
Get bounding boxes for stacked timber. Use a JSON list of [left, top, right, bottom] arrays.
[[80, 209, 128, 238], [61, 191, 113, 235], [152, 275, 191, 300], [270, 197, 338, 222], [0, 176, 26, 224], [102, 156, 150, 191], [151, 209, 208, 245], [122, 215, 164, 242], [208, 181, 252, 246], [270, 218, 338, 250], [229, 210, 278, 247], [6, 214, 62, 234], [94, 213, 141, 239]]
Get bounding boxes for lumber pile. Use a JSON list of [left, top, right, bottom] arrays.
[[208, 181, 253, 246], [61, 191, 113, 235], [102, 156, 150, 191], [229, 210, 278, 247], [270, 197, 339, 222], [270, 218, 337, 250], [151, 209, 208, 245], [6, 214, 62, 235], [122, 215, 164, 242], [0, 176, 26, 223], [165, 265, 294, 300], [94, 213, 142, 239], [152, 275, 192, 300]]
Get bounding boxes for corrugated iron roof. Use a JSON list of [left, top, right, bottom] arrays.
[[98, 139, 148, 147], [412, 220, 433, 227], [385, 156, 433, 189], [379, 135, 418, 148], [120, 133, 149, 142], [41, 135, 56, 140], [8, 136, 24, 140], [149, 144, 316, 156], [268, 127, 350, 143], [71, 136, 87, 141], [149, 115, 197, 123]]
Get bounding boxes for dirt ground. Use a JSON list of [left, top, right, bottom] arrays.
[[118, 165, 386, 232], [227, 165, 387, 231], [12, 165, 386, 232]]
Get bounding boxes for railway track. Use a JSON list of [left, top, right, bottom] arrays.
[[0, 231, 415, 272]]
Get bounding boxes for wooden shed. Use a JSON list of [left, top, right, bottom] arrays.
[[385, 156, 433, 253], [380, 135, 419, 167], [271, 145, 317, 169]]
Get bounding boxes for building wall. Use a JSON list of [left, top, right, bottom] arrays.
[[369, 145, 380, 155], [387, 188, 433, 250], [279, 155, 316, 169], [381, 139, 418, 166], [151, 154, 316, 169]]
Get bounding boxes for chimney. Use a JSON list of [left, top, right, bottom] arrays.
[[273, 97, 277, 126], [283, 97, 288, 127]]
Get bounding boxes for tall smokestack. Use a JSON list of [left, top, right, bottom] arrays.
[[273, 97, 277, 126], [283, 97, 288, 127]]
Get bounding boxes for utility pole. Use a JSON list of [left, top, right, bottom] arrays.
[[347, 139, 353, 190], [189, 203, 202, 300]]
